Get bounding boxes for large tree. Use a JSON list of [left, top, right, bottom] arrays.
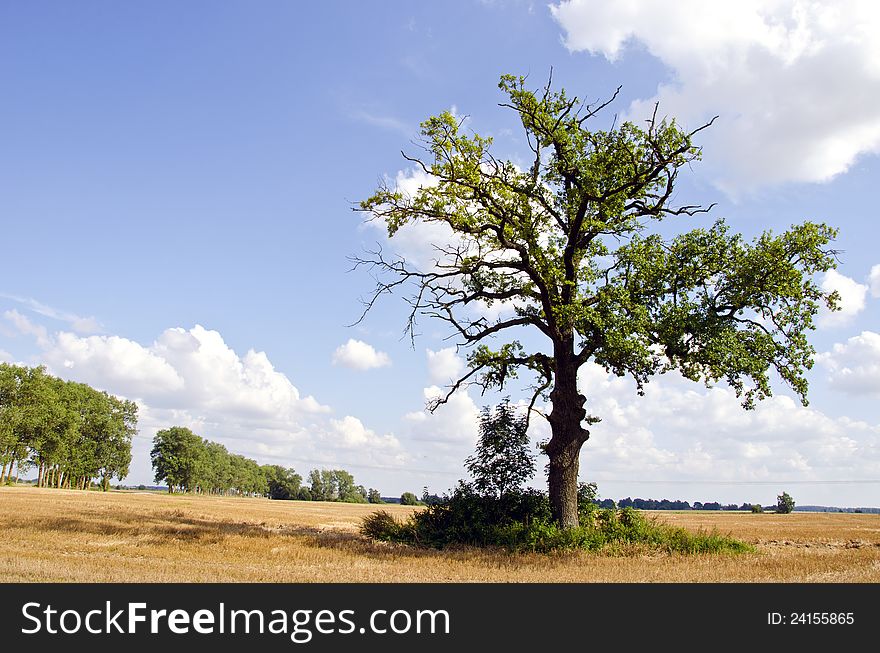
[[151, 426, 204, 493], [357, 74, 839, 527]]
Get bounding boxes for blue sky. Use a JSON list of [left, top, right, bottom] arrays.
[[2, 1, 879, 506]]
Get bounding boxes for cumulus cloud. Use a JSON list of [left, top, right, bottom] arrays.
[[817, 331, 880, 396], [426, 347, 466, 384], [11, 321, 407, 486], [818, 269, 868, 327], [569, 361, 880, 503], [869, 264, 880, 298], [550, 0, 880, 193], [404, 385, 481, 444], [332, 338, 391, 370], [398, 384, 482, 484], [329, 415, 404, 454], [40, 325, 332, 423], [48, 331, 185, 398]]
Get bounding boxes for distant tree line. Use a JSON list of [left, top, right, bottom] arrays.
[[150, 426, 383, 502], [0, 363, 136, 490], [608, 497, 783, 512]]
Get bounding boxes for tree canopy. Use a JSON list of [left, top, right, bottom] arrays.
[[777, 491, 796, 514], [150, 426, 374, 502], [357, 73, 839, 527], [0, 363, 136, 490]]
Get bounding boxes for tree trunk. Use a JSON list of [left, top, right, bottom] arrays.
[[0, 461, 8, 484], [546, 341, 590, 528]]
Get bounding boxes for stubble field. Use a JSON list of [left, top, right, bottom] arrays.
[[1, 485, 878, 582]]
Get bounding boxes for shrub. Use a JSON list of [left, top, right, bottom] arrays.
[[359, 482, 752, 555], [750, 504, 763, 513], [359, 510, 414, 542]]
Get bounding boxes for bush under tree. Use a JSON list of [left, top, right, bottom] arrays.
[[360, 402, 750, 555]]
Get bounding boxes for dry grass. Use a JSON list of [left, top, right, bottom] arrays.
[[1, 485, 878, 582]]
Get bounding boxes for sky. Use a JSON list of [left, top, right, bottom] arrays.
[[2, 0, 879, 507]]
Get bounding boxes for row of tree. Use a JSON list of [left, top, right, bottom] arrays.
[[150, 426, 383, 502], [613, 498, 762, 511], [0, 363, 137, 490]]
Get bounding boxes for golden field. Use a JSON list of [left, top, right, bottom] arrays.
[[1, 485, 878, 582]]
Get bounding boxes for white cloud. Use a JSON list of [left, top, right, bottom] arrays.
[[817, 331, 880, 396], [350, 109, 412, 137], [0, 349, 11, 363], [332, 338, 391, 370], [48, 331, 185, 398], [11, 321, 407, 487], [0, 294, 101, 334], [4, 309, 50, 348], [869, 264, 880, 298], [329, 415, 404, 454], [818, 269, 868, 326], [550, 0, 880, 193], [567, 361, 880, 503], [404, 385, 480, 444], [426, 347, 466, 384]]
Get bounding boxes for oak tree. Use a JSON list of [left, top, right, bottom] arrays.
[[357, 74, 839, 527]]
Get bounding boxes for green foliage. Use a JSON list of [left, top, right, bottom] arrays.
[[308, 468, 368, 502], [149, 429, 372, 502], [577, 481, 599, 516], [0, 363, 136, 489], [358, 73, 840, 526], [400, 491, 421, 506], [465, 399, 535, 498], [151, 428, 269, 496], [750, 504, 764, 513], [367, 488, 384, 504], [360, 483, 751, 555], [151, 427, 204, 493], [263, 464, 302, 500], [776, 492, 795, 514]]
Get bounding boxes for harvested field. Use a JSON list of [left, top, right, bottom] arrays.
[[1, 486, 878, 582]]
